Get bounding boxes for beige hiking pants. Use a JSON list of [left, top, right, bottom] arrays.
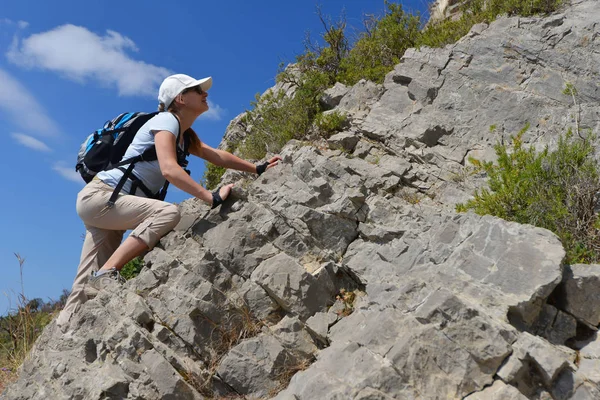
[[56, 178, 181, 328]]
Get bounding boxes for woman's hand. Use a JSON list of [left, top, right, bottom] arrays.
[[210, 183, 234, 209], [265, 156, 282, 171], [218, 184, 234, 201], [257, 156, 282, 175]]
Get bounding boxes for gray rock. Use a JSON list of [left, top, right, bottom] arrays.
[[464, 380, 527, 400], [305, 312, 336, 344], [251, 253, 333, 320], [577, 332, 600, 359], [270, 316, 318, 358], [327, 131, 359, 152], [497, 332, 576, 388], [320, 82, 350, 109], [558, 264, 600, 327], [140, 349, 200, 400], [571, 383, 600, 400], [353, 140, 375, 158], [337, 79, 385, 120], [532, 303, 577, 345], [217, 335, 292, 397]]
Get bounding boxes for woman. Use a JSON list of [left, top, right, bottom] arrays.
[[57, 73, 280, 332]]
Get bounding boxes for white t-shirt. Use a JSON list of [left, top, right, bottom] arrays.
[[97, 112, 182, 197]]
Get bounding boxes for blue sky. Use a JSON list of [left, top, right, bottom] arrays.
[[0, 0, 431, 314]]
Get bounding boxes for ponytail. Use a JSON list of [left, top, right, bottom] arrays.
[[186, 128, 202, 155], [157, 103, 202, 155]]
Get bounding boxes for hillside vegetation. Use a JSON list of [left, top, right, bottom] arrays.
[[202, 0, 565, 174]]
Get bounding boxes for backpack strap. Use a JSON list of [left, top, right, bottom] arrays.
[[118, 167, 156, 198], [105, 114, 189, 207], [105, 149, 160, 207], [156, 118, 190, 201]]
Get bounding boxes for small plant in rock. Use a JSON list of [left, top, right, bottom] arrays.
[[457, 126, 600, 264], [563, 82, 578, 97], [335, 289, 357, 317], [314, 111, 347, 138], [563, 81, 582, 138], [398, 189, 421, 205], [120, 257, 144, 280], [450, 165, 477, 183]]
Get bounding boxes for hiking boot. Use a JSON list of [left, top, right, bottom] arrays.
[[86, 268, 126, 295]]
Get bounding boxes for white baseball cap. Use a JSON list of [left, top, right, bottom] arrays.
[[158, 74, 212, 109]]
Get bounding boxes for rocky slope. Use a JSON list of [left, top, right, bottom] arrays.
[[3, 1, 600, 399]]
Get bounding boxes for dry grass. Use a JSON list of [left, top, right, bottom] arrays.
[[185, 302, 267, 398], [0, 367, 17, 395], [0, 254, 64, 395], [268, 354, 315, 398], [398, 189, 421, 205]]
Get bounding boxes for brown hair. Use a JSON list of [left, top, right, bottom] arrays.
[[158, 101, 202, 156]]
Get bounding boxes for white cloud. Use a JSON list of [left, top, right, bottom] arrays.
[[11, 133, 52, 152], [52, 162, 84, 184], [17, 21, 29, 30], [201, 100, 226, 121], [7, 24, 171, 97], [0, 68, 59, 136]]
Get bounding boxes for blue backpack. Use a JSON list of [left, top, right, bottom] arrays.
[[75, 112, 190, 205]]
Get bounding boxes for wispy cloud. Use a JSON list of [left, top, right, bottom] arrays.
[[201, 100, 226, 121], [11, 133, 52, 152], [0, 68, 59, 136], [52, 162, 84, 184], [0, 19, 29, 29], [7, 24, 171, 97]]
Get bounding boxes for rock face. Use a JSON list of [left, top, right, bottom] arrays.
[[4, 1, 600, 399]]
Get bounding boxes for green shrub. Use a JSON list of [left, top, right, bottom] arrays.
[[314, 111, 347, 138], [120, 257, 144, 280], [238, 83, 322, 160], [238, 91, 304, 160], [338, 2, 421, 85], [419, 0, 565, 48], [202, 163, 226, 190], [457, 127, 600, 264], [482, 0, 565, 17], [237, 0, 566, 161], [295, 7, 348, 86], [418, 11, 482, 48]]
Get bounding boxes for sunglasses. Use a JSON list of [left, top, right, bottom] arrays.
[[184, 85, 204, 95]]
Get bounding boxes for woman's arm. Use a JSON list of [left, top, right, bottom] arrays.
[[192, 141, 256, 173], [192, 141, 281, 173], [155, 131, 232, 205]]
